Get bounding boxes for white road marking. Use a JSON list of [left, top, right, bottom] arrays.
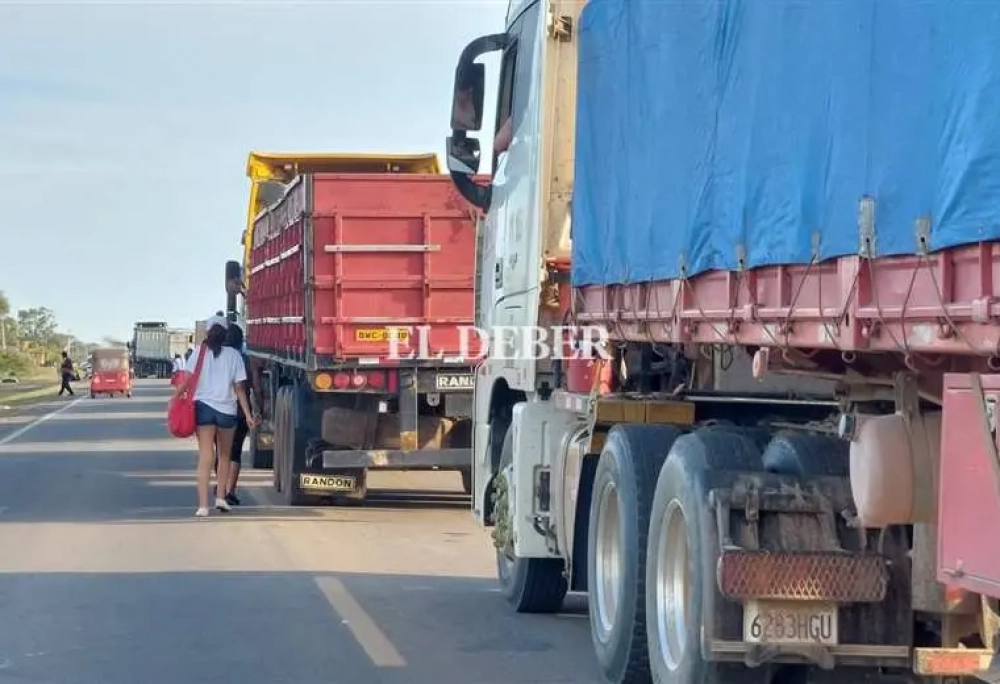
[[315, 576, 406, 668], [0, 397, 83, 447]]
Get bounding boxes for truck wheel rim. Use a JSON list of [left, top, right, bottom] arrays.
[[655, 499, 688, 670], [594, 480, 621, 640]]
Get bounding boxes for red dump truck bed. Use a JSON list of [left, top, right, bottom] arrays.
[[246, 173, 477, 364]]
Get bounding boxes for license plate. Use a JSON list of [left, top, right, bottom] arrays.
[[435, 373, 474, 390], [299, 474, 356, 492], [743, 599, 838, 645], [355, 328, 409, 342]]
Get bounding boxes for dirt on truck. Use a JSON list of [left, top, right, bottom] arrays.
[[445, 1, 1000, 684], [230, 151, 482, 505]]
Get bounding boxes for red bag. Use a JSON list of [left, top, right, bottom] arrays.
[[167, 344, 207, 438]]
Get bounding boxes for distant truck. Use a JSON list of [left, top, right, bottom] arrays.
[[130, 322, 172, 378], [168, 329, 193, 361], [225, 151, 481, 505]]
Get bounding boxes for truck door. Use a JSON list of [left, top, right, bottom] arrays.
[[487, 0, 543, 375]]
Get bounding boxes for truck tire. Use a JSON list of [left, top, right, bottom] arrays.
[[645, 429, 766, 684], [495, 426, 568, 613], [482, 405, 513, 523], [588, 424, 683, 684], [279, 384, 317, 507], [272, 387, 291, 492], [761, 431, 848, 478], [445, 418, 473, 496]]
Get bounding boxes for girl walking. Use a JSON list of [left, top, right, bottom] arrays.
[[172, 314, 256, 517]]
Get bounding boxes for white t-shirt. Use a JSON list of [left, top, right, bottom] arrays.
[[172, 357, 185, 373], [185, 346, 247, 415]]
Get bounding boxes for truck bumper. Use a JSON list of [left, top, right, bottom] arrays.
[[912, 647, 998, 683], [707, 640, 911, 670], [320, 448, 471, 469]]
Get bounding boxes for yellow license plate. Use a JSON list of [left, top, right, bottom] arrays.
[[355, 328, 410, 342], [299, 474, 356, 492], [743, 599, 838, 645]]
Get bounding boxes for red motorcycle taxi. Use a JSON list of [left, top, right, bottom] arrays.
[[89, 348, 132, 399]]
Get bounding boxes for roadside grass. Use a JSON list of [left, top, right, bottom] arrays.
[[0, 365, 85, 407], [25, 366, 62, 382], [0, 382, 65, 407]]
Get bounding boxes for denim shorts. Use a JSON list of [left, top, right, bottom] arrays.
[[194, 401, 238, 429]]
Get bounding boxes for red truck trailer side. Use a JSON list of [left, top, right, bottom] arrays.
[[238, 154, 482, 504]]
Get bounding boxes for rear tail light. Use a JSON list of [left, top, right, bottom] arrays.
[[323, 371, 392, 391]]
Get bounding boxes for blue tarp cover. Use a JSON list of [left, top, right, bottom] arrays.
[[571, 0, 1000, 287]]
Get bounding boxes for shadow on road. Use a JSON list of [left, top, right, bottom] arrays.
[[0, 455, 472, 523], [0, 569, 597, 684]]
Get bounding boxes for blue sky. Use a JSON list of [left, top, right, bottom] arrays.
[[0, 0, 505, 343]]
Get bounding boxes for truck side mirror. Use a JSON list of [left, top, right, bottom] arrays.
[[225, 260, 243, 321], [446, 135, 482, 175], [225, 260, 242, 283], [450, 62, 486, 132], [446, 134, 491, 211], [446, 33, 509, 213]]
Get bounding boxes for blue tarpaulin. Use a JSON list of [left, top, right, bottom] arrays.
[[571, 0, 1000, 287]]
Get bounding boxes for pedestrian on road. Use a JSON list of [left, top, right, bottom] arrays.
[[170, 354, 185, 388], [58, 351, 75, 397], [214, 322, 259, 506], [173, 314, 256, 517]]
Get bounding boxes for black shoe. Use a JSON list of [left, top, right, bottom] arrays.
[[225, 492, 240, 506]]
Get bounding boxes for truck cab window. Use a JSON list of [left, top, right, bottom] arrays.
[[493, 43, 517, 166]]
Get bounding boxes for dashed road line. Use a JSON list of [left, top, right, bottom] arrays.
[[315, 576, 407, 668]]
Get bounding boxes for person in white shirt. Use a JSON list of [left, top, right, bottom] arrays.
[[170, 354, 185, 387], [171, 314, 257, 517]]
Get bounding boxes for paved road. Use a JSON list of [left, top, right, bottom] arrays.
[[0, 380, 599, 684]]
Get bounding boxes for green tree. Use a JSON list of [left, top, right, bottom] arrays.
[[17, 307, 57, 344], [0, 349, 31, 378]]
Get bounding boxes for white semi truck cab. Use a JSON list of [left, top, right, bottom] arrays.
[[445, 2, 1000, 684]]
